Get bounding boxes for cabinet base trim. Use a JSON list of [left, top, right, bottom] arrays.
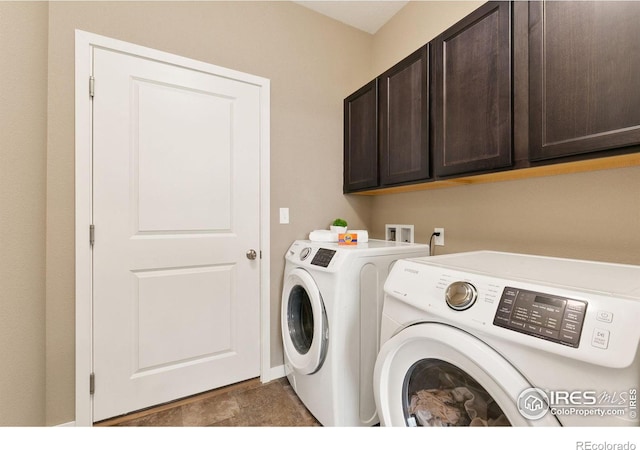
[[351, 153, 640, 195]]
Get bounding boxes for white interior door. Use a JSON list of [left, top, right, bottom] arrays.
[[91, 47, 262, 422]]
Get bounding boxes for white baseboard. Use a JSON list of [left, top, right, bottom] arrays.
[[55, 421, 76, 427]]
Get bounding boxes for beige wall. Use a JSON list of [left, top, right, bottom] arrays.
[[45, 1, 372, 425], [369, 168, 640, 265], [0, 1, 48, 426], [368, 1, 640, 266]]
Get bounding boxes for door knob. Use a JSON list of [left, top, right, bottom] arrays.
[[246, 249, 258, 260]]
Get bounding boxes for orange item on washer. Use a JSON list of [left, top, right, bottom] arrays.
[[338, 233, 358, 245]]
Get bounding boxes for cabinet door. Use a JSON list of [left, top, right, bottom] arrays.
[[432, 1, 512, 177], [379, 45, 430, 186], [529, 1, 640, 161], [344, 80, 378, 192]]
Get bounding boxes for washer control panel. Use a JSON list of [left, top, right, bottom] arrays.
[[385, 253, 640, 368], [493, 287, 588, 348]]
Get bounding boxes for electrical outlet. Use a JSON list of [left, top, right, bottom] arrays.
[[434, 228, 444, 246]]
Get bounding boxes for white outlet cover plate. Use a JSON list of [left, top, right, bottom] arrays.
[[279, 208, 289, 224]]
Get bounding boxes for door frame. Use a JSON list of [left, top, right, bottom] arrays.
[[74, 30, 271, 426]]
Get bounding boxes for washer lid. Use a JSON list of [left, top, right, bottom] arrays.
[[281, 268, 328, 375], [374, 323, 561, 427]]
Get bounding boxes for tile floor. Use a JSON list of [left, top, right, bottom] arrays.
[[95, 377, 321, 427]]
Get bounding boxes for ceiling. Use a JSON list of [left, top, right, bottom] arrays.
[[293, 1, 409, 34]]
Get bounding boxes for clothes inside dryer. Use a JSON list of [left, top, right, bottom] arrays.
[[404, 359, 510, 427]]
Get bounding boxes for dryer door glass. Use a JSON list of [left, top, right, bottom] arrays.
[[402, 359, 511, 427], [287, 285, 315, 355], [282, 268, 328, 374]]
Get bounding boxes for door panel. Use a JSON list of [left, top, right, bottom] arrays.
[[343, 80, 378, 192], [379, 45, 430, 186], [528, 1, 640, 160], [432, 1, 512, 177], [134, 265, 234, 372], [92, 47, 261, 421], [134, 80, 233, 232]]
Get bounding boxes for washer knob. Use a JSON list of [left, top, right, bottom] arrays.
[[445, 281, 477, 311]]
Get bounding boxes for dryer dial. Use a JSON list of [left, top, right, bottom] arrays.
[[445, 281, 477, 311], [300, 247, 312, 261]]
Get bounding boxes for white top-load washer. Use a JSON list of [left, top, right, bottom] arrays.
[[281, 239, 430, 426], [374, 251, 640, 427]]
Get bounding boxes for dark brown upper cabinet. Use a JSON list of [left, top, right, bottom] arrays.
[[379, 45, 430, 186], [528, 1, 640, 161], [344, 80, 378, 192], [432, 1, 512, 177]]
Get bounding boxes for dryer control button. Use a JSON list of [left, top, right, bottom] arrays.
[[596, 311, 614, 323], [591, 328, 610, 350]]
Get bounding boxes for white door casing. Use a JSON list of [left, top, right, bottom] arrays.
[[75, 31, 271, 425]]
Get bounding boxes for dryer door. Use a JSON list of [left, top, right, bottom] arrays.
[[374, 323, 561, 427], [281, 268, 328, 375]]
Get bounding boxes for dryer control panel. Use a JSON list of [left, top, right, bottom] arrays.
[[310, 248, 336, 268], [493, 287, 588, 348]]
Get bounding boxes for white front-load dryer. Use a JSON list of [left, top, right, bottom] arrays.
[[281, 239, 430, 426], [374, 251, 640, 427]]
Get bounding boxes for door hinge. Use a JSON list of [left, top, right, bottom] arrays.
[[89, 76, 95, 98], [89, 373, 95, 395], [89, 224, 95, 247], [260, 250, 262, 259]]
